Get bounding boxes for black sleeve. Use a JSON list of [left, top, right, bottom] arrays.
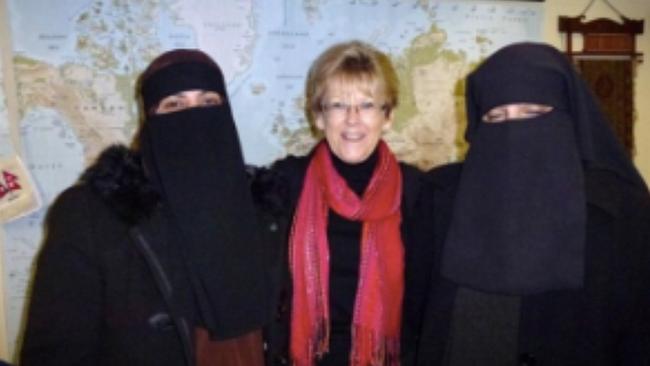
[[248, 160, 294, 365], [20, 187, 103, 366], [400, 164, 437, 366]]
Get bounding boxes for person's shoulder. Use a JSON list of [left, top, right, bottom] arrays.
[[270, 154, 311, 178], [79, 144, 159, 224], [395, 162, 427, 218], [248, 154, 311, 216], [48, 183, 96, 216], [398, 160, 423, 189], [399, 161, 423, 181], [46, 180, 126, 233], [272, 154, 312, 197], [584, 167, 650, 219], [423, 162, 463, 190], [40, 184, 104, 256]]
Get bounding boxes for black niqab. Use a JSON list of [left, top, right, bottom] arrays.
[[137, 52, 269, 339], [441, 43, 646, 294]]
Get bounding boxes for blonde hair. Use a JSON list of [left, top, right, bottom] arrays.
[[304, 40, 399, 125]]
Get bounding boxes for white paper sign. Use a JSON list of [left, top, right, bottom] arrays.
[[0, 155, 40, 222]]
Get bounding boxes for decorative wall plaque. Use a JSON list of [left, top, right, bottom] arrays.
[[559, 1, 644, 155]]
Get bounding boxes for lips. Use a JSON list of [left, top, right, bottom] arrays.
[[342, 131, 365, 141]]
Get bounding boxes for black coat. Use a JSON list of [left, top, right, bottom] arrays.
[[20, 146, 274, 366], [416, 163, 650, 366], [257, 154, 431, 366]]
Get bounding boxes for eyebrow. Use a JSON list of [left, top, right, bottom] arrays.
[[165, 92, 187, 98]]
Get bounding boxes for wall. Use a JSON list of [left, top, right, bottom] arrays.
[[542, 0, 650, 182]]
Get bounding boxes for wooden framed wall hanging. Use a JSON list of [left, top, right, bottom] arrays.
[[558, 0, 644, 156]]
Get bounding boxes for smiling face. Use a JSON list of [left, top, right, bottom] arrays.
[[315, 78, 392, 164], [153, 89, 223, 115]]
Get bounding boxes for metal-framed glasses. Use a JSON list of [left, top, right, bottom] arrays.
[[321, 101, 387, 120]]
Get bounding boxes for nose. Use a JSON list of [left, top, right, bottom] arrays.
[[344, 105, 362, 124], [187, 99, 202, 109], [505, 104, 533, 120]]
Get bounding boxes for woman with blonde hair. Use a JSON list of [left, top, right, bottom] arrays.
[[260, 41, 429, 366]]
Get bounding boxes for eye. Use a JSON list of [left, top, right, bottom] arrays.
[[523, 111, 542, 118], [483, 111, 506, 123], [201, 92, 223, 106], [328, 101, 347, 111], [155, 96, 187, 114], [358, 101, 376, 111], [522, 104, 552, 117]]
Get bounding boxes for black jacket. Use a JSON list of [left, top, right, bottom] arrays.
[[256, 154, 431, 366], [20, 146, 274, 366], [416, 163, 650, 366]]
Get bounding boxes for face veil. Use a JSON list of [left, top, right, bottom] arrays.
[[441, 43, 646, 295], [137, 51, 269, 339]]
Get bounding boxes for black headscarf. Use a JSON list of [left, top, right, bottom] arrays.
[[137, 49, 269, 339], [441, 42, 646, 294]]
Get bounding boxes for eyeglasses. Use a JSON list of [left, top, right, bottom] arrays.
[[321, 101, 387, 120]]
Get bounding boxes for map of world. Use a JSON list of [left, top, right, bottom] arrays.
[[0, 0, 542, 357]]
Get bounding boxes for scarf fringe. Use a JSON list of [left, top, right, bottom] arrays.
[[315, 318, 330, 359], [351, 326, 400, 366], [292, 317, 330, 366]]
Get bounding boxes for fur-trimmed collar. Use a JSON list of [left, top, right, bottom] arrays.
[[80, 145, 289, 225], [80, 145, 159, 225]]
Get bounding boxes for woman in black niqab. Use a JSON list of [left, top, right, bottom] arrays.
[[415, 42, 650, 366], [137, 49, 269, 364], [20, 49, 270, 366], [441, 42, 647, 295]]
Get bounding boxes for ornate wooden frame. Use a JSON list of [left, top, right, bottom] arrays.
[[558, 14, 644, 156]]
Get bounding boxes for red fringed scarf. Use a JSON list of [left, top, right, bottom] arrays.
[[290, 140, 404, 366]]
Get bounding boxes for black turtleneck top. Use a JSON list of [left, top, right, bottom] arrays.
[[318, 148, 378, 365]]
